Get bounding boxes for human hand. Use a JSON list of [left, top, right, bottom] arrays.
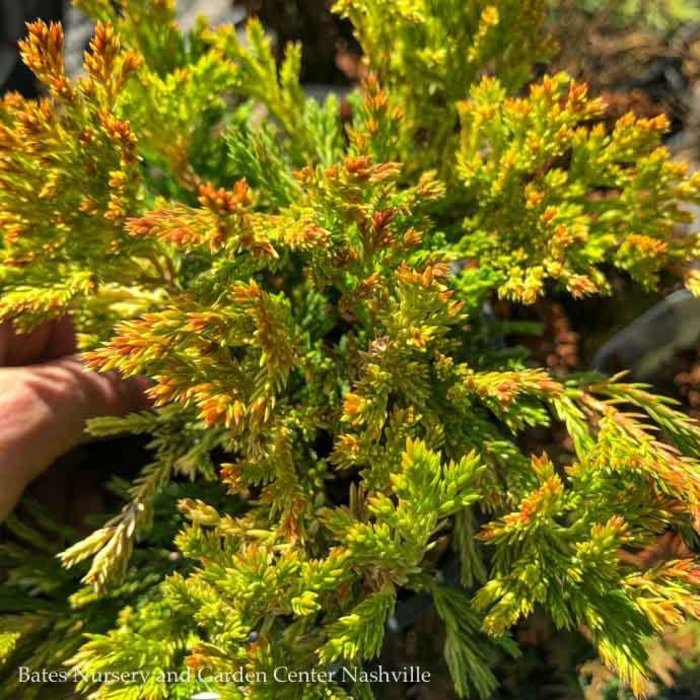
[[0, 318, 150, 521]]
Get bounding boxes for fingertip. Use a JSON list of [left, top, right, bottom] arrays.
[[118, 374, 155, 414], [33, 357, 153, 421], [77, 366, 153, 418]]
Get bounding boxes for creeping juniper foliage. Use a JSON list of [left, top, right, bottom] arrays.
[[2, 1, 700, 698]]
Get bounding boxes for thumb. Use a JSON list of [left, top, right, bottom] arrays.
[[39, 355, 152, 425], [0, 356, 150, 521], [17, 354, 152, 464]]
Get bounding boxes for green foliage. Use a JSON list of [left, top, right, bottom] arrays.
[[0, 494, 193, 700], [432, 584, 519, 698], [455, 74, 700, 303], [334, 0, 555, 176], [2, 1, 700, 699]]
